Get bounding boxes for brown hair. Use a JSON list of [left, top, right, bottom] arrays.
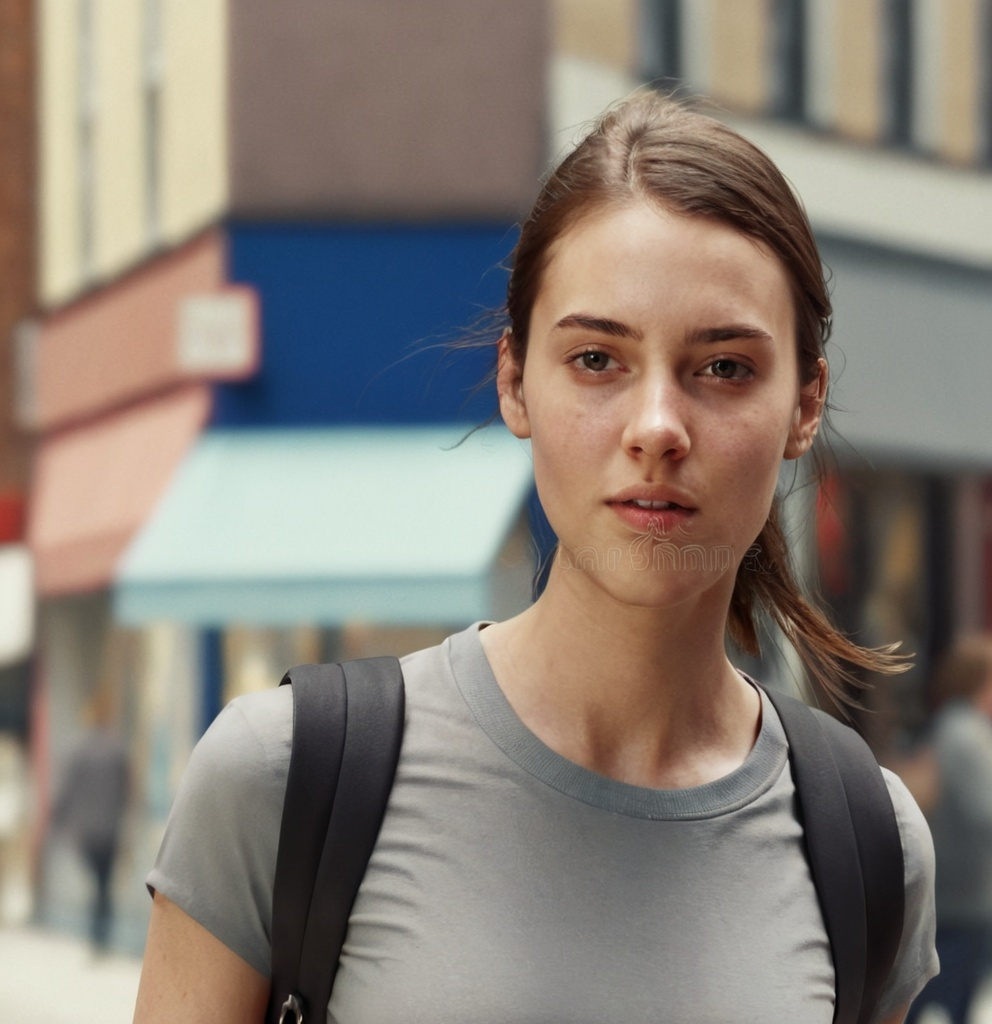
[[503, 91, 906, 705]]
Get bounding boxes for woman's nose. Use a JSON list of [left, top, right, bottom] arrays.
[[620, 377, 691, 461]]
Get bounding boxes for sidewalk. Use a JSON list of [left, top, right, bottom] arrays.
[[0, 926, 142, 1023]]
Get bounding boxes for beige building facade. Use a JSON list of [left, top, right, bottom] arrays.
[[37, 0, 228, 306]]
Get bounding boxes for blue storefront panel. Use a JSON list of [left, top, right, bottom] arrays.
[[218, 222, 517, 427]]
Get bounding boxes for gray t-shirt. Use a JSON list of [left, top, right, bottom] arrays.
[[149, 623, 937, 1023]]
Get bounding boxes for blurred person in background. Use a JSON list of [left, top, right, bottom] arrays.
[[906, 634, 992, 1024], [52, 690, 130, 953]]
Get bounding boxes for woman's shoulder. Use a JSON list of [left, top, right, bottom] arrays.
[[192, 686, 295, 783], [147, 687, 295, 977], [158, 685, 297, 854]]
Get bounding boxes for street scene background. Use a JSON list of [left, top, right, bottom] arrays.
[[3, 0, 992, 1020]]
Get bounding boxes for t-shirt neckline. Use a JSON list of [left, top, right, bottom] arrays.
[[446, 622, 788, 821]]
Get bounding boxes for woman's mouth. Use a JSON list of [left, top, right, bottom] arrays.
[[610, 499, 695, 534], [626, 499, 685, 511]]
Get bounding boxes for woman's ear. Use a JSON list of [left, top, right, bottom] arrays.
[[784, 357, 827, 460], [496, 331, 531, 439]]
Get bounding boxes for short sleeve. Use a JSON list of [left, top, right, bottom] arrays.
[[146, 686, 294, 977], [872, 768, 939, 1022]]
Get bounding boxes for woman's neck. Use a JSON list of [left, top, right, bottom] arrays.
[[479, 563, 761, 789]]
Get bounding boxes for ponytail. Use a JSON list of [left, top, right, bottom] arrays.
[[728, 499, 908, 709]]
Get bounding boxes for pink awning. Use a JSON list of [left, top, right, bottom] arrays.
[[28, 385, 211, 596]]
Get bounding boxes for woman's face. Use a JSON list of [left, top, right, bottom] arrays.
[[498, 200, 825, 613]]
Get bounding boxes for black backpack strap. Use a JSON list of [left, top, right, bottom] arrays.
[[763, 687, 905, 1024], [268, 657, 405, 1024]]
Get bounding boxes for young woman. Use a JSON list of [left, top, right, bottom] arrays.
[[133, 93, 937, 1023]]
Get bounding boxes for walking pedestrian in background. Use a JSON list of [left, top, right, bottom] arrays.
[[53, 692, 130, 953], [906, 634, 992, 1024]]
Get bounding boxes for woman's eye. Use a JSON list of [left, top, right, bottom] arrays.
[[577, 350, 613, 372], [706, 358, 750, 380]]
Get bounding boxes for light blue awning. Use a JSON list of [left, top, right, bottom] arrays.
[[114, 426, 535, 626]]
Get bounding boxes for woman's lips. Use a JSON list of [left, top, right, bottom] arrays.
[[608, 498, 695, 534]]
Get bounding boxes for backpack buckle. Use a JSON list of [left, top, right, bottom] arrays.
[[278, 993, 305, 1024]]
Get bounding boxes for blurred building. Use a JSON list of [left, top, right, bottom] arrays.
[[19, 0, 992, 950], [24, 0, 546, 949], [0, 0, 37, 925]]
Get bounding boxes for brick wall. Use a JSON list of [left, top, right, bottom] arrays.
[[228, 0, 549, 219], [0, 0, 35, 499]]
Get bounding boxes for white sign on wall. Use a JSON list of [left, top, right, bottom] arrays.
[[176, 287, 260, 378], [0, 546, 34, 666]]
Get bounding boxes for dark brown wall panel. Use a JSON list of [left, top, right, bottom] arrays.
[[229, 0, 549, 219], [0, 0, 35, 494]]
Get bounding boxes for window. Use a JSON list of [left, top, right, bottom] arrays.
[[770, 0, 807, 120], [639, 0, 684, 87], [980, 0, 992, 162], [638, 0, 992, 166], [143, 0, 163, 244], [78, 0, 97, 281], [883, 0, 914, 146]]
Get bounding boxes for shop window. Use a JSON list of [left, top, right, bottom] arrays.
[[980, 0, 992, 163], [221, 624, 454, 705], [883, 0, 914, 146], [814, 469, 956, 745], [223, 626, 325, 704], [142, 0, 163, 244], [769, 0, 807, 120], [78, 0, 97, 283], [640, 0, 684, 87]]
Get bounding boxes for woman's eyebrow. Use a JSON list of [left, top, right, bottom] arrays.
[[552, 313, 643, 340], [553, 315, 775, 344], [689, 324, 775, 344]]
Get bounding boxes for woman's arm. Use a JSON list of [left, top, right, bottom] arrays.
[[133, 892, 269, 1024]]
